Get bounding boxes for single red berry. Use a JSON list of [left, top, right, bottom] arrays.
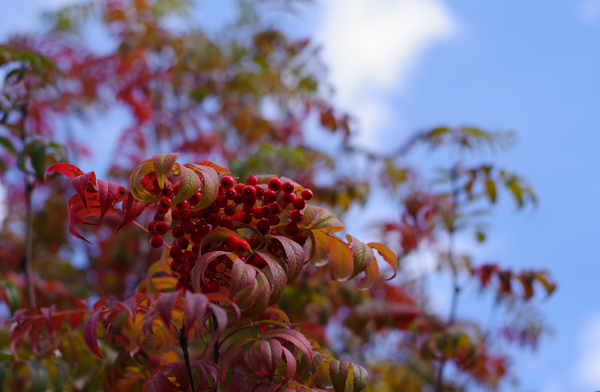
[[301, 189, 313, 200], [242, 198, 256, 207], [175, 281, 184, 290], [282, 193, 294, 204], [170, 260, 180, 271], [234, 195, 244, 204], [234, 183, 245, 193], [191, 231, 203, 243], [163, 187, 174, 197], [216, 195, 228, 208], [225, 188, 237, 200], [207, 280, 221, 292], [242, 204, 255, 214], [268, 178, 282, 192], [188, 191, 202, 205], [172, 225, 185, 238], [250, 255, 268, 269], [290, 210, 304, 223], [221, 176, 235, 189], [172, 209, 181, 220], [155, 221, 169, 236], [224, 204, 237, 216], [240, 212, 253, 224], [177, 237, 190, 249], [285, 222, 299, 236], [282, 181, 295, 194], [179, 273, 190, 285], [269, 214, 281, 225], [226, 235, 239, 251], [208, 204, 221, 214], [208, 213, 222, 226], [242, 185, 256, 200], [255, 185, 264, 197], [293, 234, 307, 246], [160, 196, 172, 206], [184, 221, 196, 234], [200, 225, 212, 236], [235, 240, 249, 253], [221, 218, 234, 230], [252, 208, 264, 220], [261, 206, 272, 218], [257, 220, 270, 234], [268, 202, 280, 213], [292, 198, 306, 210], [246, 175, 258, 186], [215, 263, 227, 273], [192, 243, 200, 254], [177, 201, 189, 211], [148, 222, 158, 235], [170, 246, 183, 259], [158, 204, 170, 214], [264, 190, 277, 203], [180, 210, 192, 222], [150, 235, 164, 248], [173, 184, 180, 195]]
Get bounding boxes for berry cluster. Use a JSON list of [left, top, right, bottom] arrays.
[[146, 175, 313, 293]]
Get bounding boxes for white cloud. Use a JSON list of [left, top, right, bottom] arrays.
[[317, 0, 456, 147], [575, 315, 600, 387]]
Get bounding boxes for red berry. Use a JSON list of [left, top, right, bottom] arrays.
[[242, 198, 256, 207], [177, 237, 190, 249], [179, 273, 190, 285], [226, 235, 239, 251], [184, 221, 196, 234], [207, 280, 221, 292], [170, 246, 183, 259], [301, 189, 313, 200], [261, 206, 272, 218], [163, 187, 174, 197], [172, 209, 181, 220], [177, 201, 189, 211], [252, 208, 264, 220], [282, 181, 295, 194], [290, 210, 304, 223], [221, 176, 235, 189], [255, 185, 264, 197], [148, 222, 158, 235], [175, 281, 184, 290], [180, 210, 192, 222], [150, 235, 164, 248], [155, 221, 169, 236], [250, 255, 268, 269], [160, 196, 172, 206], [216, 263, 227, 273], [200, 225, 212, 236], [292, 198, 306, 210], [208, 204, 221, 214], [234, 195, 244, 204], [240, 212, 253, 224], [268, 202, 280, 214], [208, 213, 222, 226], [172, 225, 185, 238], [192, 243, 200, 254], [216, 195, 228, 208], [225, 189, 237, 200], [235, 240, 249, 253], [188, 191, 202, 205], [268, 178, 282, 192], [246, 175, 258, 186], [221, 218, 234, 230], [170, 260, 180, 271], [158, 204, 170, 214], [282, 193, 294, 204], [269, 214, 281, 225], [173, 184, 180, 195], [242, 185, 256, 200], [191, 231, 203, 243], [257, 220, 270, 234], [264, 190, 277, 203], [242, 204, 255, 214], [224, 205, 237, 216], [234, 183, 245, 193], [285, 223, 299, 236]]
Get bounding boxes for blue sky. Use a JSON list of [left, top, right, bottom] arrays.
[[2, 0, 600, 391]]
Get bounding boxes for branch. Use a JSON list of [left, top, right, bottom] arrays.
[[178, 322, 196, 392]]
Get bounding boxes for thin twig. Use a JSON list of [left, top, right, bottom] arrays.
[[24, 180, 36, 309], [179, 322, 196, 392]]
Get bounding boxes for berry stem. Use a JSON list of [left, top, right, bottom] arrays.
[[132, 221, 172, 250]]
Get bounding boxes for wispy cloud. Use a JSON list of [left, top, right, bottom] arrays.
[[317, 0, 456, 147], [578, 0, 600, 23]]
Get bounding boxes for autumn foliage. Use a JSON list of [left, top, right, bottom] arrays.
[[0, 1, 556, 391]]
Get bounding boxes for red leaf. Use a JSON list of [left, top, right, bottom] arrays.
[[28, 317, 47, 355], [44, 162, 84, 181], [262, 329, 313, 366], [114, 297, 137, 321], [11, 318, 33, 359], [261, 339, 283, 379], [70, 311, 85, 330], [98, 179, 120, 219], [184, 291, 208, 332], [281, 346, 297, 383], [165, 361, 189, 391], [71, 172, 97, 209], [83, 312, 104, 358], [156, 292, 177, 331], [118, 191, 149, 232]]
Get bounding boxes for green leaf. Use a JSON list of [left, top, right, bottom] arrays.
[[53, 361, 66, 392], [346, 235, 374, 278], [183, 164, 219, 209], [172, 165, 201, 204], [307, 208, 345, 233], [25, 360, 50, 392], [129, 159, 160, 203], [0, 137, 16, 154], [485, 178, 496, 203], [29, 141, 47, 182], [151, 153, 178, 189], [1, 279, 22, 314]]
